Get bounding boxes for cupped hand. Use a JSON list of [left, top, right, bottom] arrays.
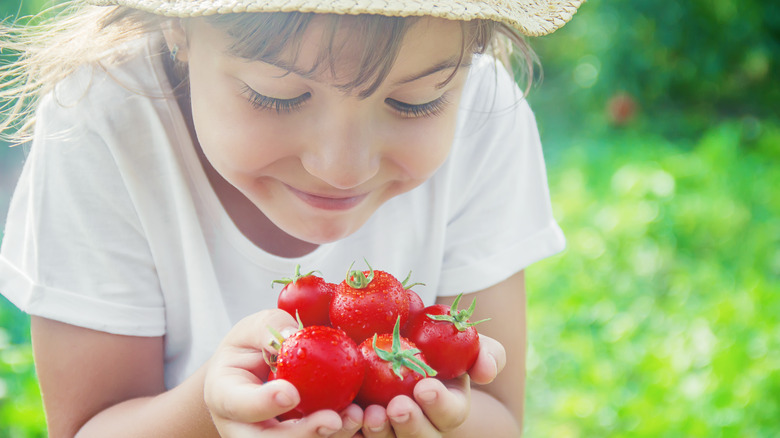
[[203, 309, 363, 437], [359, 333, 506, 437], [359, 376, 468, 438]]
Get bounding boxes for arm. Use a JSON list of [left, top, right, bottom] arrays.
[[30, 316, 218, 438], [31, 311, 361, 438], [438, 269, 527, 436]]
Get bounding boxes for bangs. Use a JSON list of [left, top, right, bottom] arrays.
[[205, 12, 496, 97]]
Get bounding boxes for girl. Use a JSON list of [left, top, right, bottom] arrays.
[[0, 0, 581, 437]]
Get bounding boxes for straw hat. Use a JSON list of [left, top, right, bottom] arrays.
[[85, 0, 584, 36]]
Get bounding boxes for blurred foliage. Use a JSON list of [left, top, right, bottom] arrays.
[[524, 121, 780, 437], [520, 1, 780, 436], [1, 0, 778, 436], [526, 0, 779, 145]]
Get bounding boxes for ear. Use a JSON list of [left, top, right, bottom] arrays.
[[161, 19, 189, 62]]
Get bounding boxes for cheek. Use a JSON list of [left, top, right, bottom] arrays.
[[381, 84, 465, 180], [188, 73, 292, 174], [384, 115, 458, 180]]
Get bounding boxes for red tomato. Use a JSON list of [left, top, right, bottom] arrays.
[[274, 265, 335, 327], [356, 318, 436, 408], [403, 289, 425, 335], [270, 325, 365, 415], [406, 293, 489, 380], [330, 261, 410, 343]]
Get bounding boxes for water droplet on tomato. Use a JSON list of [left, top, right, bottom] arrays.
[[297, 348, 307, 359]]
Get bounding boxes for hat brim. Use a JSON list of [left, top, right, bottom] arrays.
[[86, 0, 584, 36]]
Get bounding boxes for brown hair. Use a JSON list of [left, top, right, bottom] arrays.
[[0, 2, 537, 143], [205, 12, 496, 98]]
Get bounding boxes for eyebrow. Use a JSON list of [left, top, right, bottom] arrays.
[[245, 55, 472, 86], [391, 58, 473, 86], [253, 57, 313, 79]]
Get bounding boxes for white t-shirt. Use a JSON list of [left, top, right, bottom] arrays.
[[0, 34, 564, 388]]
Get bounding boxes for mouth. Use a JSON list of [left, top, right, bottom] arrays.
[[285, 184, 369, 211]]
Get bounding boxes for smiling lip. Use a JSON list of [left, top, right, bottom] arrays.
[[285, 185, 368, 211]]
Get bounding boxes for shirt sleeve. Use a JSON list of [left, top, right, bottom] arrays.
[[437, 58, 566, 296], [0, 86, 166, 336]]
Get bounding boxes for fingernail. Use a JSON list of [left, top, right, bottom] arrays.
[[418, 390, 437, 404], [368, 424, 385, 433], [274, 390, 294, 408], [489, 352, 499, 375], [280, 327, 298, 338], [343, 415, 360, 430], [390, 412, 410, 424], [317, 426, 338, 436]]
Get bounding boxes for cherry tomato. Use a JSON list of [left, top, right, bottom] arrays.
[[270, 325, 365, 414], [274, 265, 335, 327], [330, 261, 410, 343], [403, 289, 425, 335], [406, 293, 489, 380], [356, 318, 436, 407]]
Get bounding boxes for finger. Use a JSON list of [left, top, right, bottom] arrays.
[[412, 376, 470, 433], [289, 410, 345, 437], [361, 404, 393, 438], [208, 309, 299, 385], [330, 404, 364, 438], [468, 334, 506, 385], [204, 309, 301, 422], [207, 377, 301, 424], [232, 309, 299, 352], [219, 409, 344, 438], [386, 394, 438, 437]]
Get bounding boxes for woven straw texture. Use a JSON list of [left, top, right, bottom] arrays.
[[85, 0, 583, 36]]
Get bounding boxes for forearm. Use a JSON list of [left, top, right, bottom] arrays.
[[437, 272, 527, 438], [445, 388, 522, 438], [75, 364, 218, 438]]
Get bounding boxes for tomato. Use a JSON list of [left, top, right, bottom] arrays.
[[270, 325, 365, 414], [406, 293, 489, 380], [330, 261, 410, 343], [356, 318, 436, 408], [400, 271, 425, 316], [403, 289, 425, 335], [274, 265, 335, 327]]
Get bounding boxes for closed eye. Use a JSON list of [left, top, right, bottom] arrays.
[[385, 94, 451, 118], [240, 84, 311, 113]]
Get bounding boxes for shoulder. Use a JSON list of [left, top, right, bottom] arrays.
[[42, 32, 173, 136], [34, 31, 184, 172], [449, 54, 539, 164], [460, 55, 529, 111], [454, 54, 537, 147]]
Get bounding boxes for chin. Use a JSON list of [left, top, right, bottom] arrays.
[[295, 216, 370, 244]]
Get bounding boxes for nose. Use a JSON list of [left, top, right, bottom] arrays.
[[300, 109, 381, 190]]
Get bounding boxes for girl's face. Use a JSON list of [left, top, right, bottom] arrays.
[[183, 16, 471, 245]]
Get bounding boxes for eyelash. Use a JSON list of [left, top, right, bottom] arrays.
[[385, 94, 451, 119], [241, 85, 311, 113], [240, 84, 450, 118]]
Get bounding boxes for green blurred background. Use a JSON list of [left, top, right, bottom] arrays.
[[1, 0, 778, 436]]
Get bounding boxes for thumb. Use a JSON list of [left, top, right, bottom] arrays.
[[467, 334, 506, 385]]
